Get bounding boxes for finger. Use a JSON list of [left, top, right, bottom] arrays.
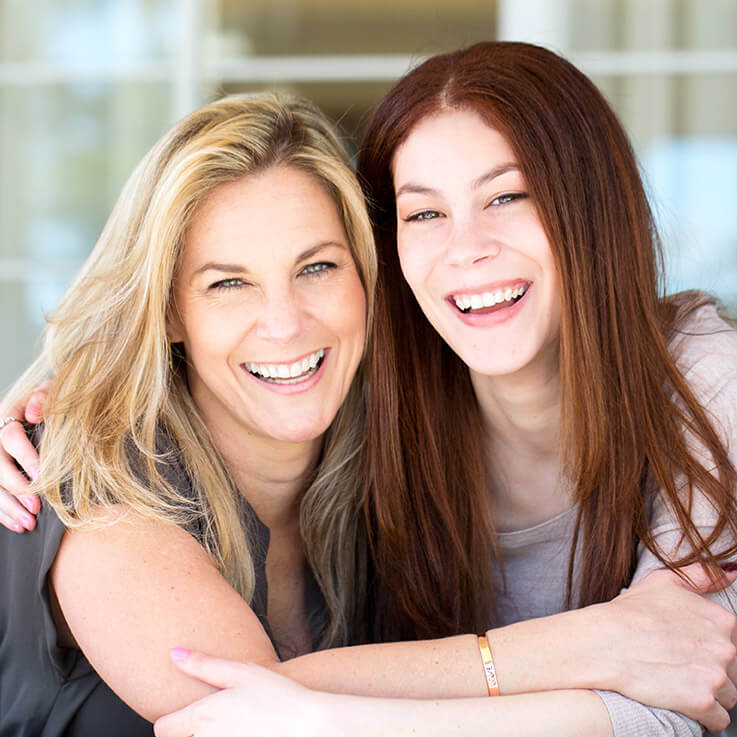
[[154, 701, 198, 737], [0, 454, 41, 518], [21, 493, 41, 515], [25, 384, 50, 424], [0, 420, 40, 481], [675, 562, 737, 593], [0, 507, 27, 534], [0, 454, 32, 492], [169, 649, 253, 690], [727, 658, 737, 690], [699, 700, 730, 734], [0, 486, 37, 531], [715, 677, 737, 713]]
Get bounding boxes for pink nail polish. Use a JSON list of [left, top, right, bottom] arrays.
[[20, 513, 35, 529], [28, 465, 40, 482], [170, 648, 190, 662], [21, 496, 37, 513], [12, 522, 24, 534]]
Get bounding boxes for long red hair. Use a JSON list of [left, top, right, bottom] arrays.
[[357, 41, 737, 641]]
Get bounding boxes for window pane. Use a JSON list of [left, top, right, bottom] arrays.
[[0, 0, 177, 63], [0, 83, 172, 264], [590, 73, 737, 310], [215, 0, 498, 56], [570, 0, 737, 52], [1, 280, 57, 394], [0, 83, 172, 390]]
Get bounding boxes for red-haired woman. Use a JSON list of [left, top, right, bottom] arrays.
[[359, 39, 737, 649], [2, 43, 737, 737]]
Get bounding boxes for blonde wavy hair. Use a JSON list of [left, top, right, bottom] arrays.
[[7, 93, 377, 647]]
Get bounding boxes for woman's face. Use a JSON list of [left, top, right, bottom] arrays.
[[169, 164, 366, 445], [392, 108, 561, 379]]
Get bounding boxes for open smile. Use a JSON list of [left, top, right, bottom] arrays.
[[449, 281, 530, 315], [243, 348, 326, 385]]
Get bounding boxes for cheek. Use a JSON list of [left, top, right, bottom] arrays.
[[179, 305, 240, 362], [339, 276, 368, 348], [396, 238, 425, 295], [303, 271, 367, 349]]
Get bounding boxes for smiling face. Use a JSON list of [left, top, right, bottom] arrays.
[[392, 108, 561, 380], [169, 164, 367, 447]]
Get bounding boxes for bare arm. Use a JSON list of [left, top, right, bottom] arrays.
[[153, 655, 614, 737], [52, 508, 735, 729]]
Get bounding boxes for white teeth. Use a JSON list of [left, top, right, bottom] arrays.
[[453, 283, 528, 313], [453, 295, 472, 310], [245, 349, 325, 383]]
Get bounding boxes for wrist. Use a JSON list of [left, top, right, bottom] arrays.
[[559, 601, 625, 692], [486, 604, 621, 695]]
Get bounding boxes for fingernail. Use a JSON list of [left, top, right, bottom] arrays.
[[28, 465, 40, 482], [21, 496, 36, 513], [12, 522, 24, 534], [170, 648, 190, 663], [20, 513, 35, 529]]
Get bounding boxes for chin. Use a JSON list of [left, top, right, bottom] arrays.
[[269, 417, 334, 444], [464, 350, 538, 378]]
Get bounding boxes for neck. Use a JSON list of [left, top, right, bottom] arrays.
[[470, 350, 562, 456], [470, 346, 570, 531], [195, 403, 321, 533]]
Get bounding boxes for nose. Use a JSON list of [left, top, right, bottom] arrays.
[[445, 219, 501, 267], [254, 288, 305, 344]]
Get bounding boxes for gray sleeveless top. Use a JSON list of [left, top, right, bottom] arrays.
[[0, 438, 326, 737]]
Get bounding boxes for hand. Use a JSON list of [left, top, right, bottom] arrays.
[[0, 382, 47, 532], [599, 563, 737, 732], [154, 650, 329, 737]]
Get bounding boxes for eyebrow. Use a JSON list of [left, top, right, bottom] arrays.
[[190, 240, 349, 279], [395, 162, 520, 198]]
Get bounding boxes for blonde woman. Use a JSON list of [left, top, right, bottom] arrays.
[[0, 92, 377, 735], [1, 91, 736, 737]]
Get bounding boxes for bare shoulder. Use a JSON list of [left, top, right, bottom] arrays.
[[51, 506, 277, 721], [55, 506, 213, 572]]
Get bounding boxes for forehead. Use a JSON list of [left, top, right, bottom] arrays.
[[392, 109, 517, 187], [182, 165, 346, 268]]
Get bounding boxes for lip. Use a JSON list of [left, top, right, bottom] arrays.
[[446, 282, 532, 327], [446, 278, 530, 300], [240, 347, 330, 395], [245, 348, 324, 368]]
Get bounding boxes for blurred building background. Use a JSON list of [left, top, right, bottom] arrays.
[[1, 0, 737, 393]]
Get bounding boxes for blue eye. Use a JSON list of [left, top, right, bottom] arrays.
[[209, 278, 245, 291], [404, 210, 443, 223], [490, 192, 527, 206], [301, 262, 335, 277]]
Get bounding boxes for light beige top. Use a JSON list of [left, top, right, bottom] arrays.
[[492, 303, 737, 737]]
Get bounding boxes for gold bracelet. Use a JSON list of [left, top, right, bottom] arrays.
[[477, 634, 499, 696]]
